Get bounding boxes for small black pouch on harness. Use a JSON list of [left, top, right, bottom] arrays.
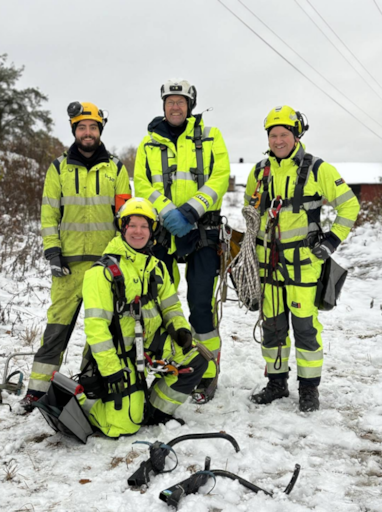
[[34, 372, 94, 444], [315, 257, 348, 311]]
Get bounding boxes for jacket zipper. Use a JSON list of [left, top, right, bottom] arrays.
[[285, 176, 290, 198], [96, 170, 100, 195], [75, 168, 79, 194]]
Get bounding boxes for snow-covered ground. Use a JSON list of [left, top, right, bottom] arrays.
[[1, 192, 382, 512]]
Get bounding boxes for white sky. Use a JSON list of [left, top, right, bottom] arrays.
[[2, 0, 382, 165]]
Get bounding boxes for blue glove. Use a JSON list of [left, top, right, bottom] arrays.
[[163, 209, 193, 238]]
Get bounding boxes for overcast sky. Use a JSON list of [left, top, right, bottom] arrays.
[[2, 0, 382, 165]]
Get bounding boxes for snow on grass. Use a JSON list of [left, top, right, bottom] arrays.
[[0, 193, 382, 511]]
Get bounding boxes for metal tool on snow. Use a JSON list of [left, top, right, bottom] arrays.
[[127, 432, 240, 487], [160, 457, 301, 508], [0, 351, 35, 411]]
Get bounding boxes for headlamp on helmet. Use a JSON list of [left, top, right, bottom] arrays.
[[264, 105, 309, 138], [116, 197, 158, 234], [67, 101, 108, 135], [160, 79, 197, 111]]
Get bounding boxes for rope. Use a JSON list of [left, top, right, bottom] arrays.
[[228, 206, 262, 316]]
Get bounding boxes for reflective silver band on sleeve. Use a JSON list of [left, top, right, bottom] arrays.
[[42, 197, 60, 208], [328, 189, 355, 209], [90, 338, 116, 354], [85, 308, 113, 321], [160, 293, 180, 309], [187, 198, 206, 217], [198, 185, 218, 203], [41, 226, 59, 236], [333, 215, 355, 228]]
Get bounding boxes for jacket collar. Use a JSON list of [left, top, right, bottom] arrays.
[[147, 114, 204, 144], [269, 142, 306, 168]]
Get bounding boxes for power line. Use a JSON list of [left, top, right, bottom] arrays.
[[373, 0, 382, 16], [305, 0, 382, 92], [237, 0, 382, 130], [215, 0, 382, 141], [294, 0, 382, 101]]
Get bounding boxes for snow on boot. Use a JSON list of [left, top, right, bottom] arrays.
[[20, 393, 40, 413], [250, 378, 289, 404], [299, 385, 319, 412], [191, 377, 217, 404]]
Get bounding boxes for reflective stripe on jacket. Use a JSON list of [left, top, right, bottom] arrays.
[[41, 153, 131, 260]]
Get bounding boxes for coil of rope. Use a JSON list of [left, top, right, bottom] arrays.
[[228, 205, 262, 324]]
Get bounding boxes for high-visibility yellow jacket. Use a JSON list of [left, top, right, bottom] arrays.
[[244, 143, 360, 276], [82, 234, 190, 378], [134, 115, 230, 247], [41, 148, 131, 262]]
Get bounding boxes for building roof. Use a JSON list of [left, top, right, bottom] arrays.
[[230, 162, 382, 186]]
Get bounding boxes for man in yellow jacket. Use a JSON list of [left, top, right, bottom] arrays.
[[79, 198, 208, 435], [22, 102, 131, 410], [134, 79, 230, 403], [244, 105, 360, 412]]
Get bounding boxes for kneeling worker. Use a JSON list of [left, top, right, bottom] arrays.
[[245, 106, 359, 412], [79, 198, 208, 436]]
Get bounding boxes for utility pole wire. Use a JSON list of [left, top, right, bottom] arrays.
[[215, 0, 382, 141], [294, 0, 382, 101], [373, 0, 382, 16], [305, 0, 382, 93], [237, 0, 382, 130]]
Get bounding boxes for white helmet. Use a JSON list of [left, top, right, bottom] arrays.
[[160, 78, 197, 111]]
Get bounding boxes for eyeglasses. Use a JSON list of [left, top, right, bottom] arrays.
[[166, 100, 187, 108]]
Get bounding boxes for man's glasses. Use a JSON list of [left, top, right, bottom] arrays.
[[166, 100, 187, 108]]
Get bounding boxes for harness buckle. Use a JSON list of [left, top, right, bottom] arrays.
[[130, 296, 142, 320], [269, 196, 283, 219]]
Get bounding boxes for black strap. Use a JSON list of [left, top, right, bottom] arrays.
[[254, 160, 268, 215], [53, 158, 61, 175], [160, 145, 177, 201], [190, 124, 205, 190], [293, 153, 313, 214], [102, 383, 141, 404]]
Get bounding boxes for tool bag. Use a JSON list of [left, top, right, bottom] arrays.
[[315, 257, 348, 311], [34, 372, 94, 444]]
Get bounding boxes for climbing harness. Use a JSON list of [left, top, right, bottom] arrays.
[[127, 432, 240, 487], [160, 458, 301, 508]]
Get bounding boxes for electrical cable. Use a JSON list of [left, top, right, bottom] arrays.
[[305, 0, 382, 92], [216, 0, 382, 141], [237, 0, 382, 130], [294, 0, 382, 101], [373, 0, 382, 16]]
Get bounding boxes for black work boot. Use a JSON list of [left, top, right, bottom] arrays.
[[19, 393, 41, 413], [299, 385, 319, 412], [250, 377, 289, 404], [146, 407, 185, 426], [191, 377, 217, 404]]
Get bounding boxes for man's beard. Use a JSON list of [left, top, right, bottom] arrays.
[[75, 136, 100, 153]]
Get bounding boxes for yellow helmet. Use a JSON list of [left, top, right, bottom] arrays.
[[116, 197, 158, 232], [67, 101, 107, 134], [264, 105, 309, 137]]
